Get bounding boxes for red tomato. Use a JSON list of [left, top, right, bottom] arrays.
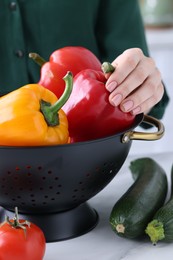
[[0, 218, 46, 260]]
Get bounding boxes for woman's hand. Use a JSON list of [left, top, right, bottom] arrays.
[[105, 48, 164, 115]]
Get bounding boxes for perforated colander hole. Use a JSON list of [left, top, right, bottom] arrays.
[[49, 186, 53, 189], [7, 171, 11, 175], [27, 173, 32, 177], [56, 192, 60, 195], [54, 177, 59, 180], [79, 181, 83, 185], [30, 194, 34, 197], [72, 195, 77, 202], [37, 166, 43, 170], [42, 177, 46, 180], [47, 171, 52, 175], [73, 189, 78, 192], [11, 197, 22, 201], [101, 161, 115, 174], [1, 185, 5, 189]]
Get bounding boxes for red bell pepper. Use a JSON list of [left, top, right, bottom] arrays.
[[30, 46, 101, 98], [62, 67, 135, 143], [50, 46, 101, 75]]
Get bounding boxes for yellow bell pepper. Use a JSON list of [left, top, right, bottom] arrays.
[[0, 72, 73, 146]]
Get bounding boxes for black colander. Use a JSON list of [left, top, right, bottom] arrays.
[[0, 114, 164, 242]]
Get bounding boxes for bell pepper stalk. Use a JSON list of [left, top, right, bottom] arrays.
[[29, 52, 46, 67], [29, 46, 101, 99], [62, 64, 135, 143], [101, 61, 116, 74], [0, 71, 73, 146], [40, 71, 73, 126]]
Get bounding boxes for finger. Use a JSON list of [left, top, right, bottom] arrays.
[[120, 79, 164, 114], [131, 84, 164, 115], [106, 48, 143, 91], [108, 57, 157, 106]]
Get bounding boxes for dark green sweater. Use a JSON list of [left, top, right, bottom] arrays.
[[0, 0, 169, 118]]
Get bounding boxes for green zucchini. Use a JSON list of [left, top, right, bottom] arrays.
[[109, 157, 168, 239], [145, 164, 173, 244]]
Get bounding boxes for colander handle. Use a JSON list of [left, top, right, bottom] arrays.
[[122, 114, 165, 143]]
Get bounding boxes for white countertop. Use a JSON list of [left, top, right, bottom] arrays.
[[44, 28, 173, 260]]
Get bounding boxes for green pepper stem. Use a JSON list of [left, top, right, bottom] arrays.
[[29, 52, 46, 67], [40, 71, 73, 126], [101, 62, 115, 74]]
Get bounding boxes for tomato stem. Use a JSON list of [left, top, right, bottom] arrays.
[[4, 207, 30, 238]]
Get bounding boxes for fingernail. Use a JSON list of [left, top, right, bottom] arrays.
[[132, 106, 141, 115], [121, 100, 134, 112], [110, 94, 122, 106], [106, 81, 117, 92]]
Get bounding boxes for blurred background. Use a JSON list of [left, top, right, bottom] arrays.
[[131, 0, 173, 155]]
